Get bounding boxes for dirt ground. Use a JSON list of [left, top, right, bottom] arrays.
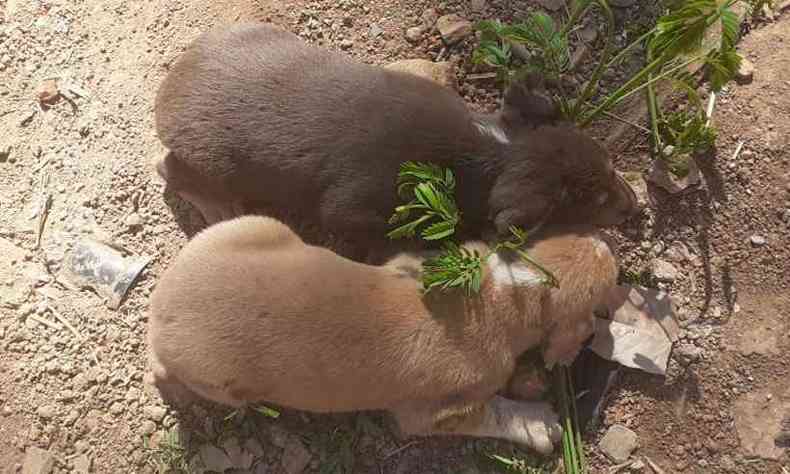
[[1, 0, 789, 473]]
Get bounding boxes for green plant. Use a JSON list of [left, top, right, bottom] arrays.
[[388, 162, 459, 241], [489, 454, 549, 473], [472, 0, 745, 175], [556, 366, 585, 474], [144, 428, 191, 474], [388, 163, 558, 295]]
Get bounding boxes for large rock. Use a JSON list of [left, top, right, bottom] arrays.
[[385, 59, 455, 89], [733, 386, 790, 460]]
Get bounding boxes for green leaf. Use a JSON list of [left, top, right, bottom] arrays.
[[705, 46, 742, 92], [421, 243, 485, 295], [252, 405, 281, 419], [387, 214, 432, 240], [421, 219, 457, 241]]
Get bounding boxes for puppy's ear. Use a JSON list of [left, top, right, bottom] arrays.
[[501, 72, 561, 129]]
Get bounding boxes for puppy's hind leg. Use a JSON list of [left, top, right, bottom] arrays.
[[392, 396, 561, 455]]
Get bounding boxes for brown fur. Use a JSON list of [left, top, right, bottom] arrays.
[[154, 23, 638, 263], [147, 216, 618, 453]]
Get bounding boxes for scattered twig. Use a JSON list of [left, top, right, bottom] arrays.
[[48, 306, 83, 341], [645, 456, 667, 474], [608, 461, 632, 473], [34, 171, 52, 249], [781, 467, 789, 474], [602, 110, 652, 134], [28, 314, 62, 331], [466, 72, 498, 80], [383, 441, 418, 460], [730, 140, 745, 162], [705, 91, 717, 127]]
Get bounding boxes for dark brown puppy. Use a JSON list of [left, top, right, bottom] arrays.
[[155, 23, 637, 262], [148, 216, 619, 454]]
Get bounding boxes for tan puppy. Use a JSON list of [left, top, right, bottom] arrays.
[[147, 216, 618, 454]]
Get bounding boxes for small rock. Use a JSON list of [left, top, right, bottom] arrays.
[[436, 14, 473, 45], [421, 8, 439, 27], [536, 0, 565, 11], [37, 79, 60, 105], [223, 437, 254, 470], [599, 424, 638, 463], [143, 405, 167, 423], [749, 234, 766, 247], [73, 455, 91, 473], [368, 24, 383, 39], [140, 420, 157, 436], [629, 459, 645, 471], [22, 447, 55, 474], [0, 145, 11, 163], [650, 259, 678, 283], [621, 172, 650, 210], [385, 59, 455, 89], [109, 402, 125, 416], [200, 444, 234, 473], [470, 0, 487, 13], [647, 156, 702, 194], [281, 437, 311, 474], [404, 26, 424, 43], [36, 404, 57, 420], [579, 24, 598, 43], [735, 58, 754, 85], [125, 213, 143, 230], [673, 343, 703, 365], [339, 39, 353, 50], [664, 241, 691, 263]]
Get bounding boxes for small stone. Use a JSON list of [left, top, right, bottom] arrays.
[[143, 405, 167, 423], [37, 79, 60, 105], [647, 155, 701, 194], [650, 259, 678, 283], [536, 0, 566, 11], [281, 437, 311, 474], [339, 39, 353, 50], [125, 213, 143, 230], [599, 424, 638, 463], [579, 24, 598, 43], [368, 24, 383, 38], [405, 26, 424, 43], [470, 0, 487, 13], [22, 447, 55, 474], [73, 455, 91, 473], [421, 8, 439, 27], [673, 343, 703, 365], [140, 420, 157, 436], [2, 406, 14, 416], [436, 14, 473, 45], [244, 438, 264, 458], [36, 404, 57, 420], [735, 58, 754, 85], [749, 235, 766, 246], [109, 401, 125, 416], [200, 444, 234, 473], [223, 437, 254, 470], [630, 459, 645, 471], [0, 145, 10, 163], [385, 59, 455, 89]]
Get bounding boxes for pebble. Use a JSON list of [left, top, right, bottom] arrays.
[[124, 212, 143, 230], [599, 424, 638, 463], [72, 454, 91, 474], [579, 24, 598, 43], [36, 404, 57, 420], [405, 26, 424, 43], [749, 234, 766, 246], [143, 405, 167, 422], [339, 39, 353, 50], [368, 24, 383, 39], [470, 0, 487, 13], [650, 258, 679, 283], [109, 401, 125, 416], [140, 420, 157, 436], [673, 343, 703, 365], [37, 79, 60, 105], [436, 14, 472, 45], [22, 446, 55, 474], [735, 58, 755, 85], [385, 59, 455, 89]]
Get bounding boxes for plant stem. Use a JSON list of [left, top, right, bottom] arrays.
[[580, 52, 703, 127], [570, 0, 615, 120], [646, 45, 662, 155], [605, 27, 656, 70], [560, 0, 593, 37]]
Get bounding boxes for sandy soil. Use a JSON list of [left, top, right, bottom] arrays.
[[0, 0, 788, 473]]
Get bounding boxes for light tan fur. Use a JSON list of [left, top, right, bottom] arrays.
[[147, 216, 618, 454]]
